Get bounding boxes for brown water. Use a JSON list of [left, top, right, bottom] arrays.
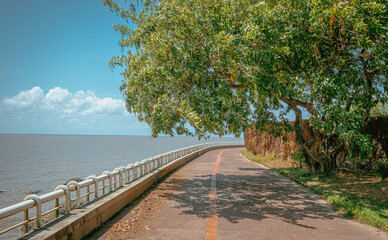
[[0, 134, 239, 239]]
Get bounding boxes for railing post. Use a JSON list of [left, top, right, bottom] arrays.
[[143, 160, 149, 174], [134, 162, 140, 178], [137, 162, 141, 178], [124, 166, 129, 183], [67, 181, 81, 208], [24, 195, 42, 229], [103, 171, 113, 192], [150, 157, 155, 171], [141, 160, 147, 176], [86, 185, 90, 202], [127, 164, 134, 182], [101, 179, 105, 195], [119, 166, 127, 183], [55, 198, 59, 218], [140, 162, 145, 176], [151, 157, 156, 169], [114, 168, 124, 187], [55, 185, 70, 213], [132, 163, 138, 179], [140, 161, 145, 175], [86, 176, 99, 199], [23, 209, 29, 234]]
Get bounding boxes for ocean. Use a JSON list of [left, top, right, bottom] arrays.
[[0, 134, 241, 239]]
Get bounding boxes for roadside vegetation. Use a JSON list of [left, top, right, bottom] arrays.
[[241, 150, 388, 232], [104, 0, 387, 174]]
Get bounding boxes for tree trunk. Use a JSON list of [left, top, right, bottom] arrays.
[[290, 104, 340, 172]]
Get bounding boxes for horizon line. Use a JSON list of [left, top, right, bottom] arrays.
[[0, 133, 240, 138]]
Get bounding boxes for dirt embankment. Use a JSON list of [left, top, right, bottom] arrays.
[[244, 116, 387, 168]]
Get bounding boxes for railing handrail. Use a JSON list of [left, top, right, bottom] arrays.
[[0, 141, 243, 237]]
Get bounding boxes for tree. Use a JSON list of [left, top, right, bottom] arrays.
[[103, 0, 387, 172], [371, 102, 388, 115]]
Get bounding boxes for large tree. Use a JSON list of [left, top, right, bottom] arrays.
[[103, 0, 387, 172]]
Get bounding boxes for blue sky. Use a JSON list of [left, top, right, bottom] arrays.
[[0, 0, 153, 135]]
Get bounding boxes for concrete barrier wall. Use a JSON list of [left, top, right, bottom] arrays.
[[20, 145, 244, 240]]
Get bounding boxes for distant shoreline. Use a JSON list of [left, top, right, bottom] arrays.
[[0, 133, 240, 138]]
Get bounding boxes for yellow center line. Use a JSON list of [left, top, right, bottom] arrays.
[[205, 151, 223, 240]]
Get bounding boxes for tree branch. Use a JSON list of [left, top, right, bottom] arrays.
[[279, 95, 316, 116]]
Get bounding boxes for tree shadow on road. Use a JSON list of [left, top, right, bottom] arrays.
[[158, 166, 338, 230]]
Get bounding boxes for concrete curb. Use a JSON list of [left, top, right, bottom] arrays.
[[20, 145, 244, 240]]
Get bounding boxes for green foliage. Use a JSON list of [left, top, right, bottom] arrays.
[[273, 167, 388, 231], [371, 102, 388, 116], [326, 194, 387, 229], [376, 161, 388, 180], [103, 0, 387, 167], [290, 151, 305, 168]]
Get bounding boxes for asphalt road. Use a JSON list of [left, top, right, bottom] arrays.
[[86, 148, 388, 240]]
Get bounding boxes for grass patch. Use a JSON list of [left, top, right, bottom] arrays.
[[241, 150, 388, 232], [241, 150, 293, 168]]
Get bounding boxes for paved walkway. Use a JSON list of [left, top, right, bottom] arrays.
[[86, 148, 388, 240]]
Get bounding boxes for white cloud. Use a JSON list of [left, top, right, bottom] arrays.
[[2, 86, 127, 116], [45, 87, 71, 104], [90, 97, 124, 115], [3, 86, 44, 110]]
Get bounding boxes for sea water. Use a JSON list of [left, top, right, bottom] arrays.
[[0, 134, 240, 239]]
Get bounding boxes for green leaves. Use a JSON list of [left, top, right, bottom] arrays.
[[104, 0, 387, 163]]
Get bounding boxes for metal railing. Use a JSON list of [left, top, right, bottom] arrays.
[[0, 142, 243, 238]]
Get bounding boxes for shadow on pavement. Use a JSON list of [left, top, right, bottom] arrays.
[[158, 166, 337, 230]]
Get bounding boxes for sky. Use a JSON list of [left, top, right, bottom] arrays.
[[0, 0, 154, 135], [0, 1, 296, 137]]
